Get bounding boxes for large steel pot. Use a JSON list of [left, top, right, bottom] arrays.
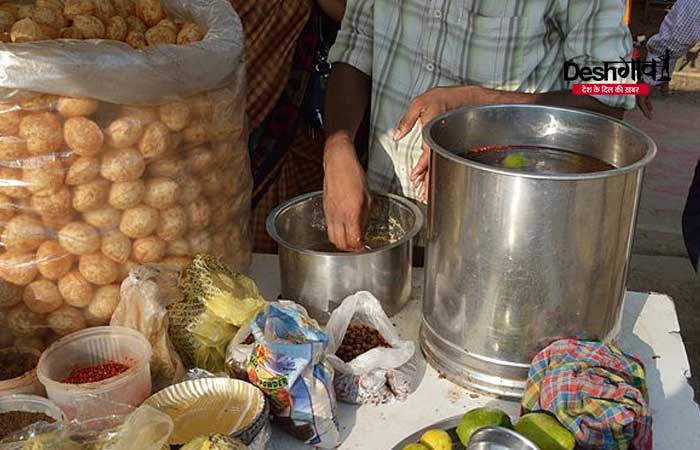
[[267, 191, 423, 322], [421, 105, 656, 398]]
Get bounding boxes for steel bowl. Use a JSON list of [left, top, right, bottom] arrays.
[[266, 191, 423, 322], [468, 427, 540, 450]]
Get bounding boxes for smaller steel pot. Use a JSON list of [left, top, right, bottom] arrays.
[[266, 191, 423, 322]]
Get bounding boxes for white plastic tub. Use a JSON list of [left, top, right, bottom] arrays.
[[37, 326, 153, 421]]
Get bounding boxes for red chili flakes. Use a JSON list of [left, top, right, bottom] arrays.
[[62, 362, 130, 384]]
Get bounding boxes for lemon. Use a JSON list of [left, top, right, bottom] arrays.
[[419, 429, 452, 450], [456, 407, 513, 446], [401, 444, 430, 450], [503, 153, 530, 169], [514, 413, 575, 450]]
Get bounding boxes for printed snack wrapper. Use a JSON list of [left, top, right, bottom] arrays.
[[247, 301, 340, 449], [326, 291, 418, 405], [0, 0, 252, 352]]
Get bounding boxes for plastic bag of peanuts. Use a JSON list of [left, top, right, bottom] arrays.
[[0, 0, 251, 350], [325, 291, 419, 405]]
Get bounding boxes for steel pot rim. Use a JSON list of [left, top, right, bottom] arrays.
[[266, 190, 424, 257], [423, 104, 657, 181]]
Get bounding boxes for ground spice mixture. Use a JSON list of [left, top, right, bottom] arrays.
[[63, 362, 130, 384], [0, 350, 39, 381], [336, 323, 391, 363], [0, 411, 55, 440]]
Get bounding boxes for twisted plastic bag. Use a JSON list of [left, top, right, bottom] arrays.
[[326, 291, 418, 405]]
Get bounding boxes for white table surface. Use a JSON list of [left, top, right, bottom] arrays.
[[248, 254, 700, 450]]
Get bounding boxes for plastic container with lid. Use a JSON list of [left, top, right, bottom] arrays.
[[0, 347, 45, 397], [37, 326, 153, 421], [0, 394, 66, 438]]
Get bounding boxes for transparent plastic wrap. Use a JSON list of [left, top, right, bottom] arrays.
[[111, 265, 185, 390], [0, 0, 252, 350], [0, 405, 172, 450], [326, 291, 418, 405]]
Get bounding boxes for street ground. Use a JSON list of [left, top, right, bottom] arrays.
[[621, 0, 700, 402], [625, 80, 700, 401]]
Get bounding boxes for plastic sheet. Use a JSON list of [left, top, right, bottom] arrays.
[[0, 0, 252, 350]]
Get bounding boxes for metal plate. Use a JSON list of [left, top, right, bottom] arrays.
[[391, 415, 465, 450]]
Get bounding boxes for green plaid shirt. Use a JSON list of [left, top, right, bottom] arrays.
[[329, 0, 635, 198]]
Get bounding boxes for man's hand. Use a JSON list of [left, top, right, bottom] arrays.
[[637, 94, 653, 120], [323, 133, 371, 252], [637, 82, 669, 120], [395, 86, 488, 202]]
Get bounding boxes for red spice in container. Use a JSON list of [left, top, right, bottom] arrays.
[[63, 362, 130, 384]]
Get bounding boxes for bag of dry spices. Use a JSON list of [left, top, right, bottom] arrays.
[[326, 291, 418, 405]]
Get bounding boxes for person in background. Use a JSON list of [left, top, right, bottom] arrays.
[[323, 1, 636, 251], [636, 0, 700, 119], [230, 0, 346, 252], [633, 0, 700, 271]]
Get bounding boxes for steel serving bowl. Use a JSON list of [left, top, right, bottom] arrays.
[[468, 427, 540, 450], [266, 191, 423, 322]]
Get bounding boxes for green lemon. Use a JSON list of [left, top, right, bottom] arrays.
[[503, 153, 530, 169], [420, 429, 452, 450], [514, 413, 576, 450], [456, 407, 513, 446], [401, 443, 430, 450]]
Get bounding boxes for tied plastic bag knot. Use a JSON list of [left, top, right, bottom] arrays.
[[326, 291, 418, 405], [247, 301, 340, 449], [111, 264, 185, 391]]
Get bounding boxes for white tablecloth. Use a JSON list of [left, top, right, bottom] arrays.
[[247, 254, 700, 450]]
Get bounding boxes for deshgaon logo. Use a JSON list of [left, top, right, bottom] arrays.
[[564, 49, 672, 84]]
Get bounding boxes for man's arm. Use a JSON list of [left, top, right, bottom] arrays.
[[323, 0, 375, 251], [323, 64, 372, 251], [477, 88, 624, 120], [316, 0, 346, 22], [325, 63, 371, 145], [395, 85, 623, 202], [645, 0, 700, 85], [559, 0, 635, 113]]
